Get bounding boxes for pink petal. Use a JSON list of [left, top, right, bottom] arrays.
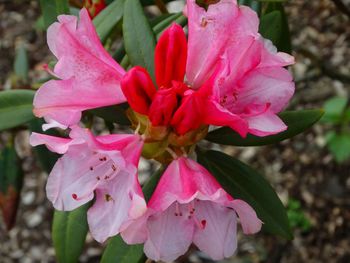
[[46, 148, 122, 210], [121, 212, 149, 244], [231, 67, 294, 114], [87, 167, 147, 243], [30, 132, 79, 154], [148, 157, 227, 211], [193, 200, 238, 260], [186, 0, 259, 88], [203, 100, 249, 138], [245, 109, 287, 136], [49, 9, 125, 79], [35, 9, 126, 129], [230, 199, 262, 234], [144, 203, 194, 262]]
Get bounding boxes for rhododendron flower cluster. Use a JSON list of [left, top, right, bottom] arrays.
[[31, 0, 295, 261]]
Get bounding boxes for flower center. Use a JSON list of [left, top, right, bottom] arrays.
[[174, 200, 207, 230], [71, 153, 120, 201]]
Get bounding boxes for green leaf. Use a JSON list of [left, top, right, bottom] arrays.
[[29, 118, 60, 173], [14, 43, 29, 81], [101, 235, 145, 263], [89, 104, 131, 126], [93, 0, 125, 43], [0, 145, 24, 230], [259, 10, 282, 46], [263, 3, 291, 53], [197, 150, 293, 239], [206, 109, 324, 146], [0, 90, 35, 131], [40, 0, 70, 29], [142, 167, 164, 201], [321, 96, 348, 123], [123, 0, 156, 78], [52, 203, 90, 263], [326, 132, 350, 163]]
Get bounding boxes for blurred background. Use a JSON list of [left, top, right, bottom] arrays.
[[0, 0, 349, 262]]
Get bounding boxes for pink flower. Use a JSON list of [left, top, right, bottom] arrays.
[[172, 0, 295, 136], [30, 126, 146, 243], [122, 0, 294, 138], [121, 157, 262, 262], [33, 9, 126, 130]]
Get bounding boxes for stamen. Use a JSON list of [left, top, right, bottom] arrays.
[[134, 123, 141, 135], [166, 147, 178, 159], [181, 147, 188, 157], [104, 194, 114, 202], [43, 64, 59, 78], [193, 216, 206, 230], [174, 202, 182, 217]]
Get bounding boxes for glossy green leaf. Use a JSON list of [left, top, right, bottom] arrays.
[[123, 0, 156, 78], [0, 145, 23, 230], [142, 167, 164, 201], [0, 90, 35, 131], [197, 150, 293, 239], [29, 118, 60, 173], [321, 97, 348, 124], [14, 43, 29, 81], [206, 110, 324, 146], [93, 0, 125, 43], [40, 0, 70, 29], [259, 10, 282, 46], [52, 203, 90, 263], [326, 132, 350, 163], [101, 235, 145, 263], [263, 2, 291, 53]]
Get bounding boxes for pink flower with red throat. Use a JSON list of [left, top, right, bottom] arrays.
[[172, 0, 295, 136], [30, 126, 146, 243], [121, 157, 262, 262], [33, 9, 126, 130], [121, 0, 295, 139]]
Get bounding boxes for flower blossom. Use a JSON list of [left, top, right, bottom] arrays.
[[33, 8, 126, 130], [30, 126, 146, 242], [121, 157, 262, 262], [122, 0, 295, 138]]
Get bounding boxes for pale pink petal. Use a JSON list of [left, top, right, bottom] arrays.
[[231, 67, 294, 114], [144, 203, 194, 262], [121, 212, 149, 244], [245, 109, 287, 136], [260, 37, 295, 67], [193, 200, 238, 260], [46, 147, 125, 211], [30, 132, 79, 154], [230, 199, 262, 234], [87, 167, 147, 243]]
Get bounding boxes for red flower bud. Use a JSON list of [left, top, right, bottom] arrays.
[[121, 67, 156, 115]]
